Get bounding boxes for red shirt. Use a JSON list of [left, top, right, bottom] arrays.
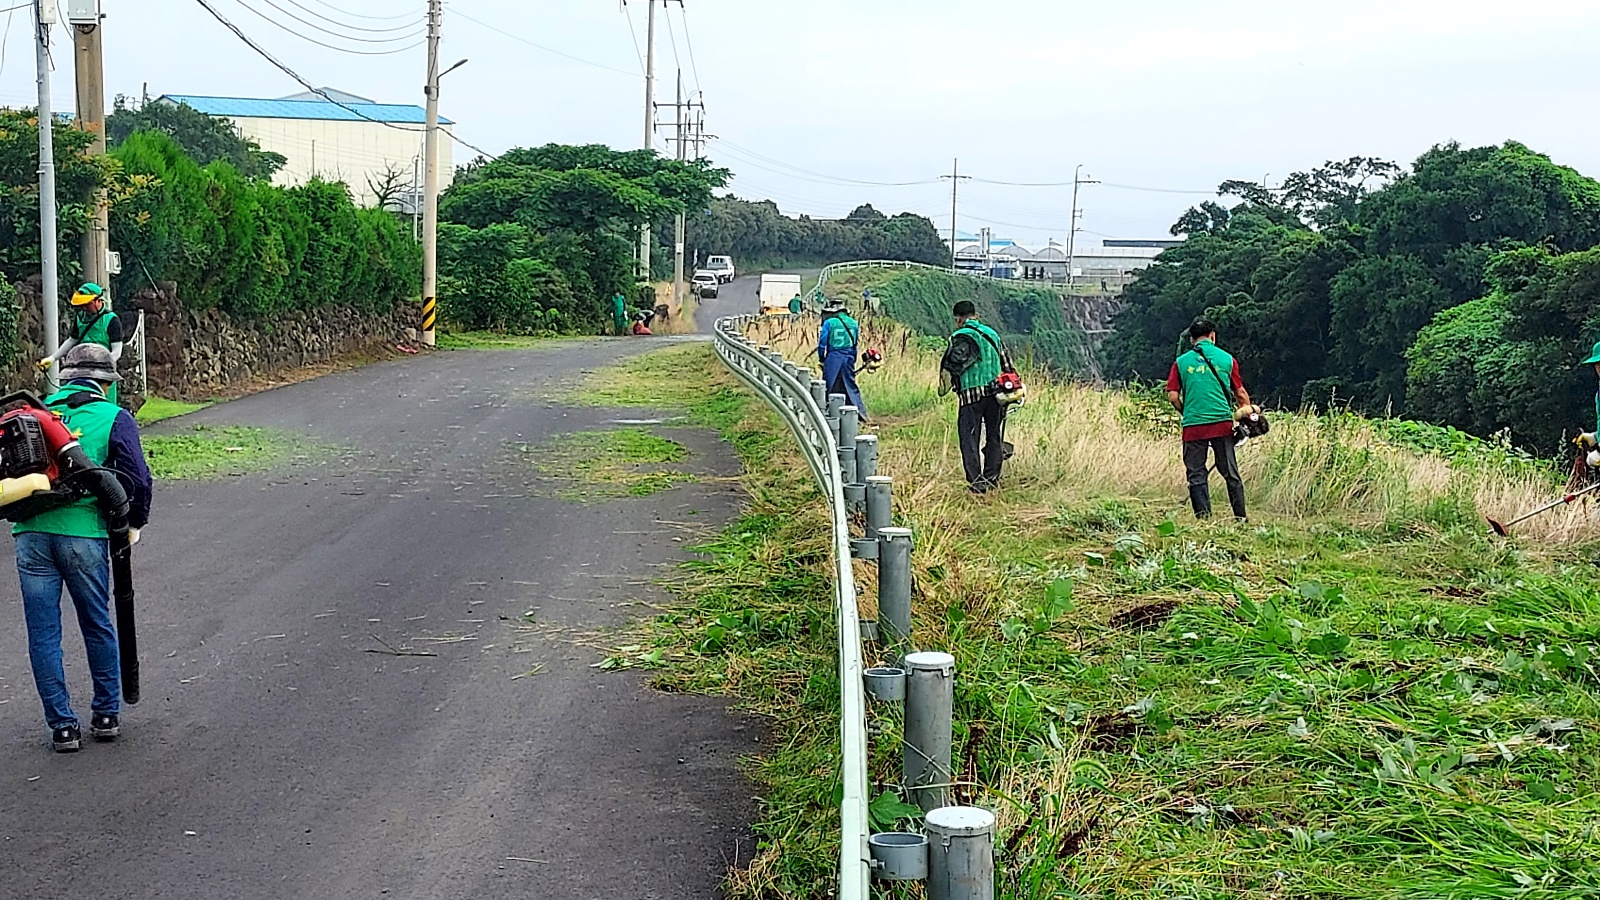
[[1167, 359, 1244, 442]]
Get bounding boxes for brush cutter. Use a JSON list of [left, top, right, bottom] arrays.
[[1487, 481, 1600, 536]]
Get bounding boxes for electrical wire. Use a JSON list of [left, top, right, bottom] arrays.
[[0, 5, 17, 80], [715, 137, 940, 187], [296, 0, 424, 21], [223, 0, 424, 54], [620, 1, 646, 74], [252, 0, 424, 42], [677, 4, 703, 98], [661, 2, 682, 76], [969, 176, 1213, 194], [275, 0, 424, 32], [452, 8, 637, 77]]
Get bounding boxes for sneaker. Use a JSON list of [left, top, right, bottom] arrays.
[[52, 724, 82, 753], [90, 714, 120, 742]]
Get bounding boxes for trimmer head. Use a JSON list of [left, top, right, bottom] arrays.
[[1487, 517, 1510, 537]]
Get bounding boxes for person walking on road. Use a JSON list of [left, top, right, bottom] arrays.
[[817, 298, 867, 421], [14, 344, 153, 752], [939, 300, 1009, 493], [611, 293, 630, 336], [37, 283, 124, 403], [1167, 318, 1253, 520]]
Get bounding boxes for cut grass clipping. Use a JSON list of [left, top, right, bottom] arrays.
[[520, 428, 692, 499], [436, 331, 557, 350], [143, 425, 297, 480], [594, 329, 1600, 898], [135, 397, 210, 425]]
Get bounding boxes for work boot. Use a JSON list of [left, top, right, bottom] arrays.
[[1188, 485, 1212, 520]]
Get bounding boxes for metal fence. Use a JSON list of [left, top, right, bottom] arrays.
[[810, 259, 1010, 304], [711, 314, 996, 900]]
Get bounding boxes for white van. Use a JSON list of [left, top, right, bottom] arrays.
[[704, 255, 736, 283]]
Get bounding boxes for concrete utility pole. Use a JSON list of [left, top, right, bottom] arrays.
[[70, 0, 108, 293], [940, 159, 969, 270], [672, 71, 685, 310], [34, 0, 60, 369], [419, 0, 442, 347], [637, 0, 658, 283], [1065, 164, 1098, 291]]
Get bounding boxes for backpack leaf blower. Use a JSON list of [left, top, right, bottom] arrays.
[[0, 390, 139, 703]]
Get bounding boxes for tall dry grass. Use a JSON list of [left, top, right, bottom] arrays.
[[745, 315, 1600, 544]]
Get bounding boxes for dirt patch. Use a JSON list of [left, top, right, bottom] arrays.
[[1056, 815, 1102, 857], [1109, 599, 1181, 630], [1085, 711, 1140, 750]]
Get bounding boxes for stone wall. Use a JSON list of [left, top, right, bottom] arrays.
[[6, 278, 421, 404]]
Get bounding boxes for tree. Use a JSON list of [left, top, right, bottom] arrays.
[[367, 162, 414, 212], [0, 108, 117, 288], [683, 195, 946, 267], [107, 96, 286, 180]]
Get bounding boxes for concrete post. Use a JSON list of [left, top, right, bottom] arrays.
[[866, 476, 893, 539], [877, 527, 913, 651], [904, 651, 955, 813], [856, 434, 879, 482], [925, 806, 996, 900]]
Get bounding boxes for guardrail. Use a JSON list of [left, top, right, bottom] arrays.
[[711, 314, 997, 900]]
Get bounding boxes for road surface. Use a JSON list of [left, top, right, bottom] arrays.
[[0, 339, 757, 900], [691, 274, 762, 332]]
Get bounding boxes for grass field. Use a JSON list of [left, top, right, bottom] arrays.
[[587, 332, 1600, 899]]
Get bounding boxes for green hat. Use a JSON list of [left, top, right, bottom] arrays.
[[1583, 340, 1600, 366]]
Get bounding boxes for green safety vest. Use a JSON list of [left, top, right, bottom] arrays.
[[953, 320, 1003, 392], [14, 384, 122, 539], [1175, 339, 1237, 428], [74, 308, 115, 350], [823, 313, 859, 351]]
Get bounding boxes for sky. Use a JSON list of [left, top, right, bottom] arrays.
[[1, 0, 1597, 249]]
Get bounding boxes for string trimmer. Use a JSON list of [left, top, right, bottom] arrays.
[[1487, 481, 1600, 536]]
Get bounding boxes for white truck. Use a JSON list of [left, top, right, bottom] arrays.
[[758, 273, 804, 316], [704, 255, 736, 283]]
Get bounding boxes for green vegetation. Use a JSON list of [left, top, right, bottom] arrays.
[[679, 197, 947, 270], [0, 108, 113, 289], [1104, 145, 1600, 452], [607, 323, 1600, 898], [135, 397, 210, 425], [143, 424, 299, 480], [110, 131, 419, 317], [436, 330, 558, 350], [520, 428, 692, 500], [107, 97, 286, 180], [437, 144, 727, 334], [820, 266, 1094, 375]]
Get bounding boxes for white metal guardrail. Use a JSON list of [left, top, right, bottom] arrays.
[[711, 314, 873, 899], [809, 259, 1008, 302]]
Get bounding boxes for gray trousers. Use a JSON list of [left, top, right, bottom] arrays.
[[1183, 436, 1246, 519]]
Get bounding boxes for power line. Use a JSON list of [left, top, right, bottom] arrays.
[[252, 0, 425, 42], [969, 176, 1213, 194], [661, 2, 681, 76], [223, 0, 424, 53], [620, 1, 646, 73], [452, 8, 637, 77], [296, 0, 425, 21], [715, 137, 941, 186], [274, 0, 424, 33], [677, 4, 702, 98]]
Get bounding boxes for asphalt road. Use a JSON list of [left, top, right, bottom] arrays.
[[691, 274, 762, 332], [0, 339, 757, 900]]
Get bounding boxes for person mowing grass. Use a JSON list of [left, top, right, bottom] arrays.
[[37, 283, 124, 403], [939, 300, 1012, 494], [817, 298, 867, 422], [1167, 318, 1254, 520]]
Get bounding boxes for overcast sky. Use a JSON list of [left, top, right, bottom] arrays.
[[2, 0, 1597, 248]]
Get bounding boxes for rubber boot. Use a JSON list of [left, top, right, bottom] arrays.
[[1189, 484, 1212, 519]]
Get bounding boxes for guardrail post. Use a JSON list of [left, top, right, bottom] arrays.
[[838, 406, 859, 452], [904, 651, 955, 814], [925, 806, 995, 900], [827, 393, 846, 447], [810, 378, 827, 410], [866, 476, 893, 539], [856, 434, 878, 482], [840, 445, 858, 486], [878, 527, 913, 653]]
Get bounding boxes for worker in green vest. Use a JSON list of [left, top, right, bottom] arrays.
[[939, 300, 1009, 493], [611, 293, 629, 336], [817, 298, 866, 420], [37, 283, 124, 403], [788, 293, 803, 316], [1167, 318, 1253, 520], [15, 343, 153, 752]]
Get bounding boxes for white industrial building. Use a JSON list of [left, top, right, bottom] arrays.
[[157, 89, 454, 210], [953, 237, 1180, 290]]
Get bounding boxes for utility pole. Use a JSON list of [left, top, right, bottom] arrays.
[[34, 0, 59, 371], [661, 71, 704, 312], [420, 0, 441, 347], [1066, 164, 1099, 292], [70, 0, 108, 294], [637, 0, 658, 283], [940, 158, 969, 271]]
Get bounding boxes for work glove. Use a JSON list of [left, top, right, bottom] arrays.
[[128, 527, 141, 547], [1588, 451, 1600, 470], [34, 357, 52, 372], [1578, 433, 1599, 450]]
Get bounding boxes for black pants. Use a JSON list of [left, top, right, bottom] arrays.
[[958, 395, 1005, 487], [1183, 436, 1246, 519]]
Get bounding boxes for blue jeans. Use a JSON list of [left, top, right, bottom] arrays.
[[15, 532, 119, 729]]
